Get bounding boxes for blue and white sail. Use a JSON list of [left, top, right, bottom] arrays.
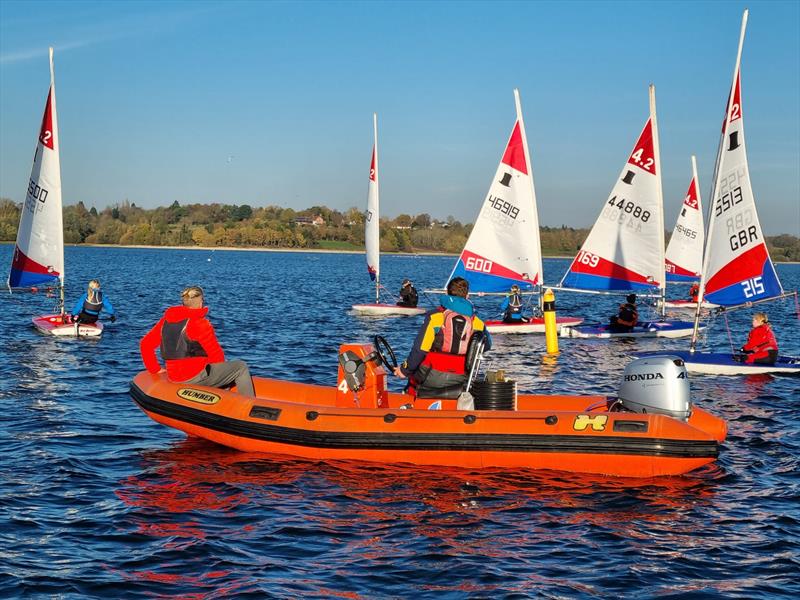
[[665, 157, 704, 283], [9, 48, 64, 291], [699, 11, 782, 307], [448, 89, 543, 293]]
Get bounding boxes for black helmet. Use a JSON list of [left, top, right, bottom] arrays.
[[626, 293, 637, 304]]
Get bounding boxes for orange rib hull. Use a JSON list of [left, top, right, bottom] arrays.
[[130, 372, 726, 478]]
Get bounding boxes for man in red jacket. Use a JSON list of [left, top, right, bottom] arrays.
[[140, 285, 255, 396]]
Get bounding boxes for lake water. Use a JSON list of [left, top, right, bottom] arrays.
[[1, 245, 798, 598]]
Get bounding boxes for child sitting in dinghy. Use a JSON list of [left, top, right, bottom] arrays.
[[72, 279, 115, 324], [500, 284, 528, 324], [738, 312, 779, 365], [609, 294, 638, 333]]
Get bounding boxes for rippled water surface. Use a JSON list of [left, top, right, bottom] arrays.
[[1, 246, 798, 598]]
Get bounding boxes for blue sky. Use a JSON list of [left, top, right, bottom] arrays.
[[1, 0, 798, 234]]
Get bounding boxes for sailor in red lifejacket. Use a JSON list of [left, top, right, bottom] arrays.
[[139, 285, 255, 396], [739, 312, 779, 365], [393, 277, 491, 399], [689, 283, 700, 303]]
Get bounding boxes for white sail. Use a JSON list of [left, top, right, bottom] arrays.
[[560, 86, 664, 294], [365, 113, 380, 301], [9, 47, 64, 291], [699, 10, 782, 307], [448, 89, 543, 293], [665, 156, 704, 283]]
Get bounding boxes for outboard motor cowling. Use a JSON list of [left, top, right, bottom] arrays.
[[618, 356, 691, 420]]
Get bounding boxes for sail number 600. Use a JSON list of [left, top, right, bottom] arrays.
[[465, 257, 493, 273]]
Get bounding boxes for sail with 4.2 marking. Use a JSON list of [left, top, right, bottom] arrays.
[[447, 89, 543, 293], [665, 157, 704, 283], [560, 86, 665, 294], [8, 48, 64, 291], [365, 113, 380, 300], [698, 30, 782, 306]]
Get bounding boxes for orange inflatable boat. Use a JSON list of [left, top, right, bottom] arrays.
[[130, 341, 726, 478]]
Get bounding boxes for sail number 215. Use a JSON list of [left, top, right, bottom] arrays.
[[741, 277, 764, 299]]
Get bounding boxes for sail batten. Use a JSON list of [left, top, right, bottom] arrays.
[[8, 47, 64, 291], [447, 89, 543, 294]]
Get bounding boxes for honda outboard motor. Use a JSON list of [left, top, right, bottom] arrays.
[[618, 356, 691, 420]]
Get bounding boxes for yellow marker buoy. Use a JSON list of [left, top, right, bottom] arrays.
[[543, 288, 559, 355]]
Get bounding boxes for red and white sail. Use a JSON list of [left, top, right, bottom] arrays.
[[448, 89, 543, 293], [8, 48, 64, 290], [560, 85, 664, 293], [665, 157, 704, 283], [698, 11, 782, 307], [365, 113, 380, 299]]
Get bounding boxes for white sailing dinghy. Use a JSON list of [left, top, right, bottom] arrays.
[[640, 10, 798, 375], [352, 114, 425, 317], [662, 157, 717, 311], [444, 89, 583, 334], [558, 86, 700, 339], [7, 48, 102, 337]]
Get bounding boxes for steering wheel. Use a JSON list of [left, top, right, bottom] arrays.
[[373, 335, 398, 371]]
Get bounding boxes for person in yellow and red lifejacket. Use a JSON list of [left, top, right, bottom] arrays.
[[609, 293, 638, 333], [139, 285, 255, 396], [393, 277, 491, 398]]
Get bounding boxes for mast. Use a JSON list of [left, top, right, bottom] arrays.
[[50, 47, 65, 315], [649, 84, 666, 317], [514, 88, 544, 306], [690, 9, 749, 353], [373, 112, 380, 304]]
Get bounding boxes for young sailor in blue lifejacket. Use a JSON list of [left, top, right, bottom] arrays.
[[72, 279, 115, 324], [393, 277, 491, 398], [500, 284, 527, 323]]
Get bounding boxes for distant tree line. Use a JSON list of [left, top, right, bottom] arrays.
[[0, 197, 798, 261]]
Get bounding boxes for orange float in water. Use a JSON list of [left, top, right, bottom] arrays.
[[130, 343, 726, 478]]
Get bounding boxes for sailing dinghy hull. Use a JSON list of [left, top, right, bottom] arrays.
[[351, 303, 425, 317], [32, 314, 103, 337], [485, 316, 584, 334], [560, 320, 702, 339], [635, 351, 800, 376], [661, 299, 718, 311]]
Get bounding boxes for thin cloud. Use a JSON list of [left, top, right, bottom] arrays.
[[0, 3, 221, 65]]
